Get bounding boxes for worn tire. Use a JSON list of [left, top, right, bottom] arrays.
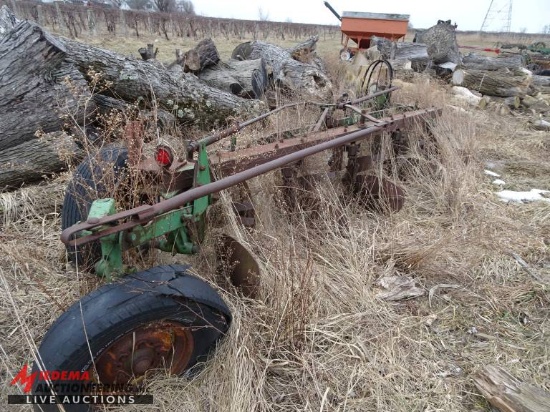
[[62, 146, 129, 268], [32, 264, 231, 412]]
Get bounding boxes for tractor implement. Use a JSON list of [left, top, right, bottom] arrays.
[[32, 73, 442, 407], [61, 107, 440, 251]]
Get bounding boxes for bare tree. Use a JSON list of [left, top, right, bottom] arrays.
[[126, 0, 153, 10], [154, 0, 175, 12], [258, 7, 269, 22], [177, 0, 195, 14], [108, 0, 125, 8]]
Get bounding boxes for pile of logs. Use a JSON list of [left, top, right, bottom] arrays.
[[0, 6, 333, 189], [367, 19, 550, 122]]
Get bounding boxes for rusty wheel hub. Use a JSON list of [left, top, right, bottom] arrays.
[[93, 321, 194, 384]]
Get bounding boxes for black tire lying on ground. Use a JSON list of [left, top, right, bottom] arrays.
[[32, 264, 232, 412]]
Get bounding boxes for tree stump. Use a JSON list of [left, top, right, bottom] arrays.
[[138, 43, 158, 60], [413, 20, 461, 65]]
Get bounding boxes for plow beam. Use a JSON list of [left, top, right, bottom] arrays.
[[61, 107, 441, 248]]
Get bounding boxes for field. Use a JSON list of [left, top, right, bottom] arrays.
[[1, 8, 549, 412]]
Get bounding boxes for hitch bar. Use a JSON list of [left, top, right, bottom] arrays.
[[61, 107, 440, 247]]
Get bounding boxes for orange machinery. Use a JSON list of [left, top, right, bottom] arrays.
[[324, 2, 410, 60]]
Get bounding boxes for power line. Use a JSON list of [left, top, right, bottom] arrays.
[[480, 0, 512, 33]]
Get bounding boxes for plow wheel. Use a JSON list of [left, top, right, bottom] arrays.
[[31, 265, 231, 412], [361, 59, 394, 109]]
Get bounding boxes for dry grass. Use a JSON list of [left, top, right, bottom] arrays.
[[1, 28, 549, 412]]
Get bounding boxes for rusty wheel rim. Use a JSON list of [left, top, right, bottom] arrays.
[[93, 321, 194, 385]]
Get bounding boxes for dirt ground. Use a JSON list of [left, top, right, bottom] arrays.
[[0, 22, 549, 412]]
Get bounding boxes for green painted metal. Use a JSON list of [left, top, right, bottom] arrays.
[[190, 144, 211, 244], [88, 199, 123, 280], [126, 206, 195, 254], [84, 144, 213, 276]]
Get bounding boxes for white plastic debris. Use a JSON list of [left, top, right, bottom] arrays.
[[492, 179, 506, 185]]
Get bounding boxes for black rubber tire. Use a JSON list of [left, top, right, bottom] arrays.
[[62, 146, 128, 268], [32, 264, 231, 412]]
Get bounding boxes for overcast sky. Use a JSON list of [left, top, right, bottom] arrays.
[[193, 0, 549, 33]]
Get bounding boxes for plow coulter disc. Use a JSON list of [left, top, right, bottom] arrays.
[[217, 234, 261, 298]]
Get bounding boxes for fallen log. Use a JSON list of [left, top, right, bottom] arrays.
[[451, 68, 531, 97], [61, 34, 263, 125], [0, 21, 92, 152], [170, 48, 200, 72], [170, 38, 220, 73], [370, 36, 429, 61], [0, 19, 265, 188], [199, 58, 267, 99], [530, 74, 550, 93], [194, 38, 220, 70], [0, 5, 17, 40], [232, 38, 333, 100], [474, 364, 550, 412], [288, 36, 318, 62], [461, 52, 525, 71], [288, 35, 326, 72], [0, 131, 82, 189]]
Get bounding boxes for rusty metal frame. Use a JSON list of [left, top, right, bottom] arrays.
[[61, 107, 440, 248]]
